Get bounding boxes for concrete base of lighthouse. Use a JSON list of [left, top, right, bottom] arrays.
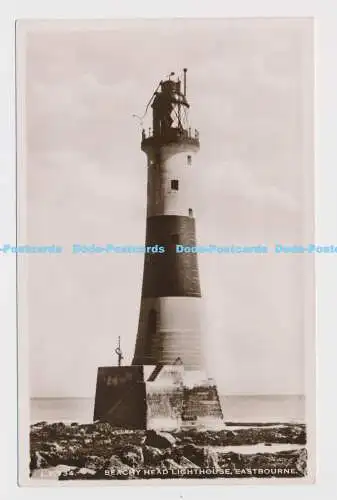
[[93, 364, 224, 431]]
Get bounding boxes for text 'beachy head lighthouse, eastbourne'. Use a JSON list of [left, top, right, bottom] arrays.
[[94, 70, 224, 430]]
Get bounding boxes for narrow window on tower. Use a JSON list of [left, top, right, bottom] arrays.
[[171, 179, 179, 191], [188, 208, 193, 217], [187, 155, 192, 166], [171, 234, 179, 244]]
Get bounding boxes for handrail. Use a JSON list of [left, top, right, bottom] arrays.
[[142, 127, 199, 142]]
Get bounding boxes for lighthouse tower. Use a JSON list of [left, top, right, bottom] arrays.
[[94, 70, 224, 430], [133, 70, 204, 370]]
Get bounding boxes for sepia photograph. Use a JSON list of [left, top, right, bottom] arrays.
[[16, 18, 315, 485]]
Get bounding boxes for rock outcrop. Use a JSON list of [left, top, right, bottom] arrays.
[[29, 422, 307, 480], [144, 430, 176, 448]]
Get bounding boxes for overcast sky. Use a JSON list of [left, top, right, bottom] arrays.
[[19, 18, 313, 397]]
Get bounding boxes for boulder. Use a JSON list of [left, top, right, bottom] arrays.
[[179, 456, 199, 468], [30, 451, 49, 470], [225, 430, 236, 440], [31, 421, 48, 430], [182, 444, 207, 467], [109, 454, 134, 473], [119, 445, 144, 467], [35, 450, 61, 467], [144, 430, 176, 449], [181, 444, 220, 469], [45, 422, 68, 439], [143, 445, 165, 465], [294, 449, 307, 475], [44, 441, 65, 454], [216, 451, 240, 471], [84, 455, 107, 470], [162, 458, 184, 470], [181, 436, 194, 445], [289, 426, 306, 445], [168, 446, 184, 463], [204, 446, 219, 468]]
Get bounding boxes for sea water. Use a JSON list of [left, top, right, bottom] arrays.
[[30, 395, 305, 425]]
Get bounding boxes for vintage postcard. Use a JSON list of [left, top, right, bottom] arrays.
[[16, 18, 315, 485]]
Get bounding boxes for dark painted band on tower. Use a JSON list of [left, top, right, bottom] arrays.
[[141, 215, 201, 298]]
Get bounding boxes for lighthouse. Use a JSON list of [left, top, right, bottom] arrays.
[[133, 69, 204, 370], [94, 70, 224, 430]]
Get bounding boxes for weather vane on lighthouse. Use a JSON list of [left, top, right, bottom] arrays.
[[114, 336, 124, 367]]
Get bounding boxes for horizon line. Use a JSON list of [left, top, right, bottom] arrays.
[[30, 393, 305, 400]]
